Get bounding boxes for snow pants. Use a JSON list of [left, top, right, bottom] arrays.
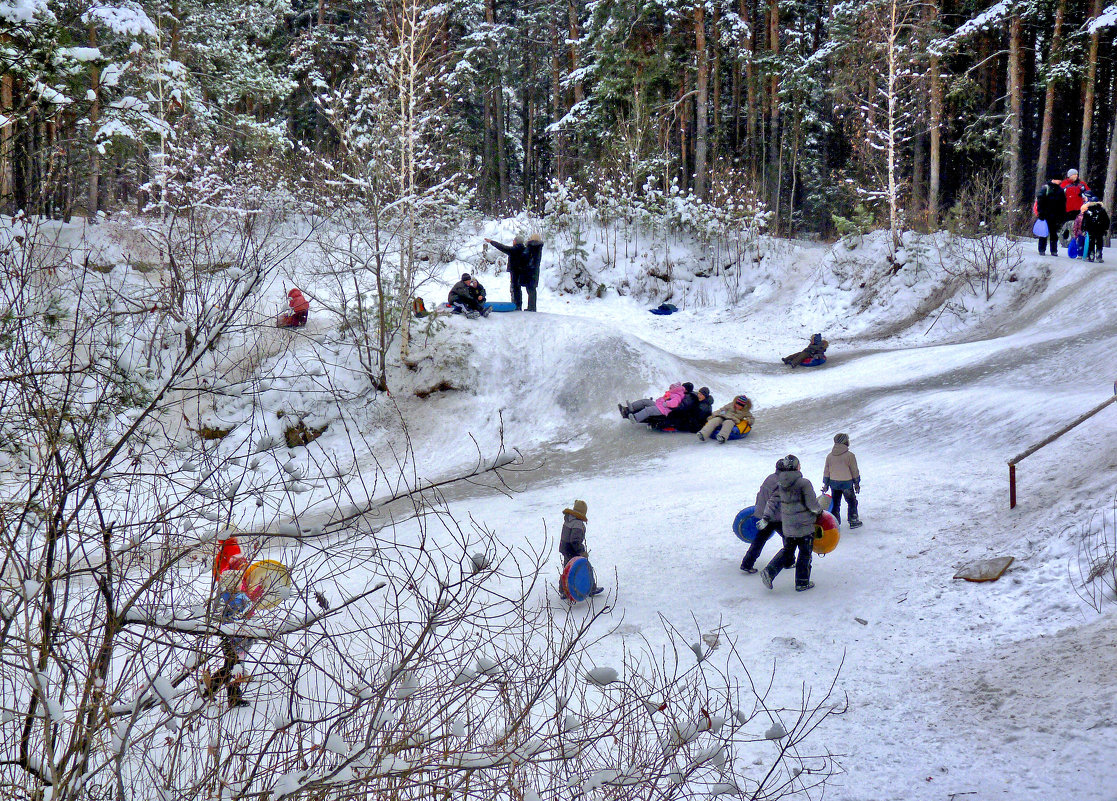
[[629, 398, 664, 423], [699, 417, 738, 440], [1037, 236, 1058, 256], [511, 281, 537, 311], [764, 535, 813, 588], [828, 479, 858, 524], [206, 637, 244, 706], [741, 519, 782, 570]]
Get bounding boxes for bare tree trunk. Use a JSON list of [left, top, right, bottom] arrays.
[[1003, 15, 1024, 231], [569, 0, 583, 172], [745, 0, 759, 183], [711, 3, 721, 162], [1034, 0, 1065, 194], [767, 0, 780, 221], [928, 0, 942, 228], [1, 57, 12, 214], [1103, 78, 1117, 220], [88, 24, 101, 223], [886, 0, 900, 251], [694, 3, 708, 199], [550, 16, 565, 183], [1080, 0, 1103, 177]]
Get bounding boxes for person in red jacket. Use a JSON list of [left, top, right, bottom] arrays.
[[1060, 169, 1091, 236], [277, 287, 310, 328]]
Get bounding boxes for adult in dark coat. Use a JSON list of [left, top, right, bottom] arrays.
[[448, 273, 489, 317], [522, 233, 543, 311], [663, 386, 713, 433], [758, 455, 823, 591], [486, 235, 533, 311], [1035, 177, 1066, 256]]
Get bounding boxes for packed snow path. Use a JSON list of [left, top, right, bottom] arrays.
[[398, 255, 1117, 800]]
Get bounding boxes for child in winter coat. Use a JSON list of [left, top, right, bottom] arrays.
[[203, 555, 255, 708], [699, 394, 754, 443], [822, 433, 861, 528], [277, 288, 310, 328], [620, 382, 692, 424], [782, 334, 828, 367], [660, 386, 712, 432], [757, 455, 823, 591], [740, 461, 783, 573], [1080, 197, 1110, 262], [559, 500, 603, 595]]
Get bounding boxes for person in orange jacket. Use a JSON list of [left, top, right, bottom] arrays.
[[1059, 168, 1091, 243], [277, 287, 310, 328]]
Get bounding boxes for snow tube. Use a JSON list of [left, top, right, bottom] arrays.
[[649, 303, 678, 315], [817, 492, 833, 513], [560, 557, 597, 603], [1032, 218, 1049, 238], [484, 301, 518, 312], [799, 355, 827, 367], [813, 511, 840, 555], [733, 506, 759, 543], [658, 420, 751, 440], [1069, 236, 1079, 259], [240, 559, 293, 611]]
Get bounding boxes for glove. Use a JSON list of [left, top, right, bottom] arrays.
[[821, 482, 830, 493], [755, 518, 769, 532], [854, 481, 861, 494]]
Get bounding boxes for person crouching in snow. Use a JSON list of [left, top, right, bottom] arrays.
[[559, 500, 603, 595], [782, 333, 827, 366], [758, 455, 822, 592], [619, 382, 692, 424], [277, 287, 310, 328], [448, 273, 490, 318], [699, 393, 753, 442], [822, 432, 861, 528]]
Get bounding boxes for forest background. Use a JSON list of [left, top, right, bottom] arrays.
[[5, 0, 1117, 242]]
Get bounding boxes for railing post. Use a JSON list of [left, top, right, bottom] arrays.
[[1009, 462, 1016, 509]]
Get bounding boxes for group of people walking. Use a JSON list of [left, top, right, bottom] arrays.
[[1035, 168, 1111, 262], [740, 434, 862, 592]]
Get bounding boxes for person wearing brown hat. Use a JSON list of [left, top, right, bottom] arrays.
[[559, 500, 589, 565], [559, 500, 603, 596]]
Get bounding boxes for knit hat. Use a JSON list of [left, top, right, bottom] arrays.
[[461, 272, 472, 282], [682, 382, 694, 392], [778, 454, 800, 472], [734, 394, 750, 407], [513, 235, 524, 244], [698, 386, 710, 397], [563, 499, 588, 521], [1067, 168, 1079, 178], [834, 432, 850, 445]]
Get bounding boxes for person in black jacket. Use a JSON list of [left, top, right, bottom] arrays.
[[1080, 196, 1111, 262], [523, 233, 543, 311], [662, 386, 713, 433], [448, 273, 490, 318], [486, 235, 532, 310], [1035, 177, 1066, 256]]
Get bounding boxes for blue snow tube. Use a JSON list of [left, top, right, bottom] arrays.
[[656, 422, 751, 440], [733, 505, 759, 543], [799, 355, 827, 367], [560, 557, 597, 603]]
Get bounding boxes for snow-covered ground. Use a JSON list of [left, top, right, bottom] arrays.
[[6, 217, 1117, 799]]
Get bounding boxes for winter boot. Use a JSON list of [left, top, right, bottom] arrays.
[[480, 306, 492, 317], [465, 309, 480, 319], [589, 586, 605, 597], [696, 432, 705, 441], [761, 570, 773, 590], [848, 517, 863, 529], [716, 434, 727, 443], [795, 582, 816, 592], [740, 560, 757, 574], [619, 403, 630, 419]]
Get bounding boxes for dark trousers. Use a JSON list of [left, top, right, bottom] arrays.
[[511, 282, 537, 311], [1037, 235, 1058, 255], [742, 519, 783, 569], [559, 541, 585, 565], [1086, 234, 1104, 260], [206, 638, 244, 705], [765, 536, 814, 587], [828, 480, 858, 524]]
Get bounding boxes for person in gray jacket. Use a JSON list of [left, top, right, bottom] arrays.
[[741, 462, 783, 573], [559, 499, 603, 596], [758, 455, 823, 591]]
